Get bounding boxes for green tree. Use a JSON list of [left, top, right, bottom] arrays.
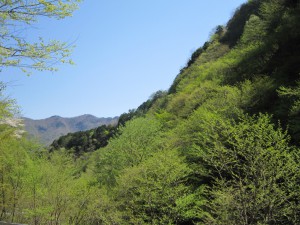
[[0, 136, 29, 222], [91, 117, 163, 187], [0, 86, 24, 222], [180, 110, 300, 224], [0, 0, 81, 73], [116, 149, 191, 224], [277, 81, 300, 142], [209, 114, 299, 225]]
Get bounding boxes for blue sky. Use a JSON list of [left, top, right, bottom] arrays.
[[2, 0, 246, 119]]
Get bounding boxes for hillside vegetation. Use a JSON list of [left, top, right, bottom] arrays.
[[1, 0, 300, 224], [49, 90, 166, 156]]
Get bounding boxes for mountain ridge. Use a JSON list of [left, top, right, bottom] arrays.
[[23, 114, 118, 145]]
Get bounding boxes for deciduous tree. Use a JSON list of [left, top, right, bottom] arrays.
[[0, 0, 81, 73]]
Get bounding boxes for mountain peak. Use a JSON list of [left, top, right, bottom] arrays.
[[23, 115, 118, 145]]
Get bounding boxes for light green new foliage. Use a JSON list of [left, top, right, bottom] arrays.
[[210, 114, 299, 225], [91, 116, 163, 187], [278, 80, 300, 115], [240, 15, 266, 44], [277, 80, 300, 140], [0, 0, 81, 74], [116, 149, 191, 225], [0, 137, 30, 223], [184, 112, 299, 225]]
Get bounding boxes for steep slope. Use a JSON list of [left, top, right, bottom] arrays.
[[157, 0, 300, 139], [1, 1, 300, 224], [87, 0, 300, 224], [23, 114, 118, 145]]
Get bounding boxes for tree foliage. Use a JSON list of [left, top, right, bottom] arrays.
[[50, 124, 117, 157], [1, 0, 300, 224], [0, 0, 81, 73], [180, 112, 300, 224]]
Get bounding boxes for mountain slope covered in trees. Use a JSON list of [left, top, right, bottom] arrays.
[[1, 0, 300, 224], [49, 90, 166, 156]]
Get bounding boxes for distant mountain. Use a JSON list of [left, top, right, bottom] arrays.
[[22, 114, 118, 145]]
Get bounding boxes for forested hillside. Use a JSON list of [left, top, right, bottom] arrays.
[[49, 90, 166, 156], [1, 0, 300, 224]]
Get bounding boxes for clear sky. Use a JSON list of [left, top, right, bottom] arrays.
[[2, 0, 246, 119]]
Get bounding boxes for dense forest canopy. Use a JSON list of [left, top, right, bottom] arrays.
[[1, 0, 300, 224]]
